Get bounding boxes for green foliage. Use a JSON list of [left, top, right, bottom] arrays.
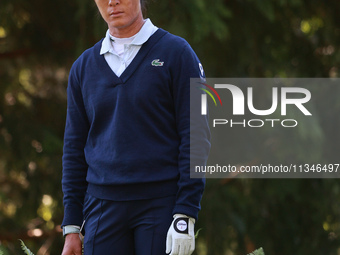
[[248, 247, 265, 255], [19, 240, 34, 255], [195, 228, 203, 239], [0, 245, 8, 255]]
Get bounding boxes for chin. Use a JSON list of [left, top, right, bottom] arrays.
[[109, 20, 127, 29]]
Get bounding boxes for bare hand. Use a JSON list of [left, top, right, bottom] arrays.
[[61, 233, 82, 255]]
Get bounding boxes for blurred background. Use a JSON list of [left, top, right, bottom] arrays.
[[0, 0, 339, 254]]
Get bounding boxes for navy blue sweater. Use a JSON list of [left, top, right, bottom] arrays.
[[62, 29, 210, 227]]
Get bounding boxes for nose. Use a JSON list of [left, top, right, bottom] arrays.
[[109, 0, 119, 6]]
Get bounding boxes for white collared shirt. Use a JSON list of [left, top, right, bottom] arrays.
[[100, 19, 158, 77]]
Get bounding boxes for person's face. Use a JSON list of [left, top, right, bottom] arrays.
[[94, 0, 143, 34]]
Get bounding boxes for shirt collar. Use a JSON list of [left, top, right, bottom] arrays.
[[100, 18, 157, 55]]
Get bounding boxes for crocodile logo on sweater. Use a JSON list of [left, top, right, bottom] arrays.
[[151, 59, 164, 66]]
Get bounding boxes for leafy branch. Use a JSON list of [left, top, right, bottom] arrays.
[[247, 247, 265, 255], [19, 240, 35, 255]]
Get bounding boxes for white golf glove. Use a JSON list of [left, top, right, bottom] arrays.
[[166, 214, 195, 255]]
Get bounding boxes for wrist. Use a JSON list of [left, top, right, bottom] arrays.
[[63, 225, 80, 237], [173, 213, 196, 224]]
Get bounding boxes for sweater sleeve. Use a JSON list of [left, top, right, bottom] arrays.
[[171, 43, 211, 221], [61, 61, 90, 227]]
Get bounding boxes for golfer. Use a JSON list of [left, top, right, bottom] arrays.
[[61, 0, 210, 254]]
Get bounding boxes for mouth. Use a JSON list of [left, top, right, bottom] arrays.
[[109, 10, 124, 17]]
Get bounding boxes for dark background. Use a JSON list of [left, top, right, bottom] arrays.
[[0, 0, 339, 254]]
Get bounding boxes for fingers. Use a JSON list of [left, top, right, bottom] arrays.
[[179, 243, 186, 255], [61, 246, 82, 255], [166, 231, 172, 254], [171, 242, 191, 255], [170, 240, 179, 255], [189, 243, 195, 255]]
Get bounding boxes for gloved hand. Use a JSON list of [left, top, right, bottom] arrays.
[[166, 214, 195, 255]]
